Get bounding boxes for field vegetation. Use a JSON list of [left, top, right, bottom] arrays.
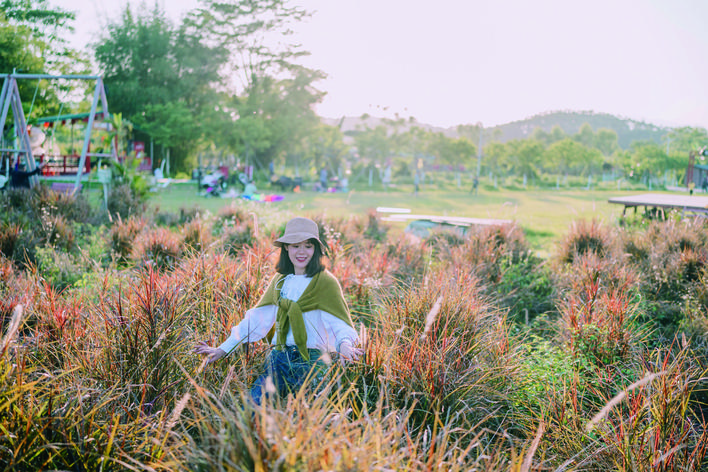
[[1, 182, 707, 471]]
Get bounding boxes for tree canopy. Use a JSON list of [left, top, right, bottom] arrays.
[[0, 0, 88, 119]]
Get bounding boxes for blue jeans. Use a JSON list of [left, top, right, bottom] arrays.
[[250, 346, 324, 406]]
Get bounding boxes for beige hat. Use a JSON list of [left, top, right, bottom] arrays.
[[274, 217, 322, 248]]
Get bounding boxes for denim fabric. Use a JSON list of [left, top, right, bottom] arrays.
[[250, 346, 324, 405]]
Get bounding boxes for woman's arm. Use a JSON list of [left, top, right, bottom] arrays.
[[320, 312, 363, 362], [195, 305, 277, 362]]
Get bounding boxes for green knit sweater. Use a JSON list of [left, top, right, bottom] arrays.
[[256, 270, 353, 361]]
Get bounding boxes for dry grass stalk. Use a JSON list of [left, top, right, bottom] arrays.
[[586, 370, 667, 431], [1, 304, 22, 356]]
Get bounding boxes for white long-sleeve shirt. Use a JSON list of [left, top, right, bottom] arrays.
[[218, 274, 359, 355]]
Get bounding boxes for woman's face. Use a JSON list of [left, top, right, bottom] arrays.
[[285, 240, 315, 275]]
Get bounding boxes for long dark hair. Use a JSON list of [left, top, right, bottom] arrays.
[[276, 238, 325, 276]]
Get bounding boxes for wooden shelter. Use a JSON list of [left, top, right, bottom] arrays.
[[608, 193, 708, 218]]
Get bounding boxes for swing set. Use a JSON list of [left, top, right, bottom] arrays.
[[0, 73, 118, 193]]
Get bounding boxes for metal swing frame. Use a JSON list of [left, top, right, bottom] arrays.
[[0, 73, 118, 193]]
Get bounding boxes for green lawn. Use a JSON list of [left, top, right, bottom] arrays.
[[147, 181, 676, 255]]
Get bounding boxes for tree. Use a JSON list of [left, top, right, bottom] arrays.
[[530, 126, 566, 147], [503, 139, 544, 178], [456, 123, 483, 145], [300, 124, 348, 177], [424, 132, 476, 170], [574, 123, 595, 148], [0, 0, 88, 119], [545, 138, 603, 176], [182, 0, 324, 171], [594, 128, 619, 156], [483, 141, 507, 177], [353, 125, 390, 166], [664, 127, 708, 155], [94, 3, 227, 171], [549, 125, 566, 143], [187, 0, 311, 93], [627, 141, 672, 180]]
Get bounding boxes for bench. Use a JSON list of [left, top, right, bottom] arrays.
[[51, 182, 82, 195]]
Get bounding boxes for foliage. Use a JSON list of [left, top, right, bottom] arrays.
[[108, 215, 145, 262], [34, 245, 83, 291], [181, 216, 214, 254], [94, 4, 226, 172], [106, 183, 147, 220], [556, 218, 614, 263], [0, 193, 707, 470], [131, 227, 182, 270], [0, 0, 89, 118]]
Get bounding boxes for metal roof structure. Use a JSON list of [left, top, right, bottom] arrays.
[[35, 111, 110, 124], [608, 193, 708, 216]]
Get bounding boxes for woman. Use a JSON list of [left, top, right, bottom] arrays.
[[195, 217, 361, 405]]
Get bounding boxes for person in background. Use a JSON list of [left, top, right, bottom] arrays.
[[319, 167, 328, 191], [9, 161, 44, 189], [382, 162, 392, 190], [195, 217, 362, 405]]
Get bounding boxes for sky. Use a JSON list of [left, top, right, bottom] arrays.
[[55, 0, 708, 130]]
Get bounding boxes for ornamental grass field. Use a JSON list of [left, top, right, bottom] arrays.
[[1, 183, 707, 471]]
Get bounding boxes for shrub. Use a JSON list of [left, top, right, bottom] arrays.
[[495, 255, 555, 323], [108, 216, 146, 262], [385, 237, 429, 283], [35, 184, 93, 223], [181, 217, 214, 254], [0, 222, 21, 259], [39, 214, 75, 252], [452, 223, 529, 279], [179, 205, 204, 224], [106, 183, 147, 220], [89, 267, 193, 413], [216, 202, 249, 227], [556, 253, 642, 366], [221, 221, 256, 257], [153, 209, 182, 227], [132, 227, 182, 270], [588, 345, 708, 470], [557, 219, 613, 264], [623, 219, 708, 334], [0, 257, 32, 328], [354, 268, 518, 432], [34, 246, 84, 291]]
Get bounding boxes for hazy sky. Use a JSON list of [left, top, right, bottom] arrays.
[[56, 0, 708, 130]]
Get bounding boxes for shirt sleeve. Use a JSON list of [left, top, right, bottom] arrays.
[[217, 304, 277, 355], [320, 310, 359, 351]]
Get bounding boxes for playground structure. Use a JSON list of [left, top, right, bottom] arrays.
[[685, 146, 708, 193], [0, 73, 118, 193]]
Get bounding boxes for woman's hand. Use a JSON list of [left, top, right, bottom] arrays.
[[194, 341, 227, 364], [338, 340, 363, 364]]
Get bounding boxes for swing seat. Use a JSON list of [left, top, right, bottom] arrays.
[[51, 182, 82, 194]]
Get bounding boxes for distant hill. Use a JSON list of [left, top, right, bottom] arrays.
[[323, 110, 672, 149], [490, 111, 671, 149]]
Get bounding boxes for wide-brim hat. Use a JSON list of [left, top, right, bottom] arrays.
[[274, 217, 323, 249]]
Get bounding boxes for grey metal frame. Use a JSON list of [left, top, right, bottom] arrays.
[[0, 73, 117, 193]]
